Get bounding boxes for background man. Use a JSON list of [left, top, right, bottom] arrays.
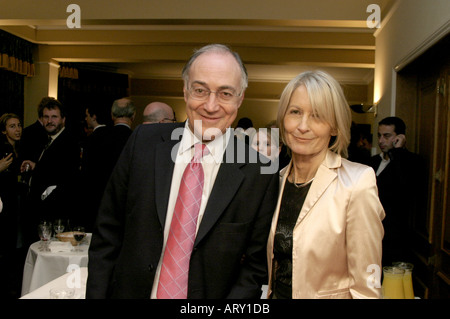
[[87, 44, 279, 299], [21, 97, 80, 244], [107, 97, 135, 173], [142, 102, 176, 124], [369, 116, 427, 266], [80, 104, 112, 232]]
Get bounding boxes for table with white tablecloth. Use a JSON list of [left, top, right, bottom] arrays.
[[21, 267, 87, 299], [21, 234, 91, 296]]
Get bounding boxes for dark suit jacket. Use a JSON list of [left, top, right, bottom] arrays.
[[80, 125, 113, 231], [87, 123, 279, 299], [368, 148, 427, 264], [20, 120, 48, 163], [108, 124, 132, 173], [25, 128, 80, 239]]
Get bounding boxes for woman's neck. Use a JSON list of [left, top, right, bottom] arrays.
[[290, 150, 327, 184]]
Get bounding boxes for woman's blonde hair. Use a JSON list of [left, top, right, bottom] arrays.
[[276, 70, 352, 158]]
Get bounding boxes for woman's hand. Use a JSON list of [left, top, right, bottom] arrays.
[[0, 153, 13, 173]]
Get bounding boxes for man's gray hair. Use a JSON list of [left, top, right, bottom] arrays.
[[111, 98, 136, 118], [181, 44, 248, 94]]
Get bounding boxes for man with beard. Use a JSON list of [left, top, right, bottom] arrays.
[[21, 97, 80, 245]]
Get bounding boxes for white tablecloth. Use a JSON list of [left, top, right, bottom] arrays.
[[21, 267, 88, 299], [21, 234, 91, 296]]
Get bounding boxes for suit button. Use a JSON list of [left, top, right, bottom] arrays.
[[148, 264, 154, 271]]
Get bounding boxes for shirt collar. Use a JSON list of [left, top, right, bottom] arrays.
[[93, 124, 106, 131], [115, 123, 130, 129], [49, 126, 65, 142], [179, 121, 230, 164], [379, 152, 390, 162]]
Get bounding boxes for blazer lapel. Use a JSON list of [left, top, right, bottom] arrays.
[[296, 150, 340, 224], [154, 124, 183, 227], [194, 137, 245, 246]]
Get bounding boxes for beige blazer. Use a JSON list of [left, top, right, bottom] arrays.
[[267, 150, 385, 299]]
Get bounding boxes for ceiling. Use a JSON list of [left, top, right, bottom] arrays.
[[0, 0, 394, 106]]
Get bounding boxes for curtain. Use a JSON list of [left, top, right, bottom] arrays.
[[0, 68, 24, 120], [0, 30, 35, 77], [0, 30, 35, 120]]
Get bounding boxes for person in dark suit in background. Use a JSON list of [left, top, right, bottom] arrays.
[[368, 116, 427, 266], [20, 98, 50, 163], [87, 44, 279, 299], [21, 97, 80, 244], [80, 104, 112, 232], [107, 98, 135, 174]]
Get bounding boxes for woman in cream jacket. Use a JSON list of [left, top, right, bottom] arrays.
[[267, 71, 385, 299]]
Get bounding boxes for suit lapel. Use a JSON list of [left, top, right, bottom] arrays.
[[154, 124, 183, 227], [194, 136, 245, 246], [296, 151, 339, 225], [296, 164, 336, 224]]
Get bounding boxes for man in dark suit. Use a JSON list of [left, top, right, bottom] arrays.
[[368, 116, 426, 266], [80, 104, 112, 232], [87, 44, 279, 299], [21, 98, 80, 243], [107, 98, 135, 175]]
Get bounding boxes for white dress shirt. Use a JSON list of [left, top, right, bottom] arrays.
[[150, 121, 230, 298], [376, 153, 390, 176]]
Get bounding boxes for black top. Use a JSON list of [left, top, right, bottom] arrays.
[[273, 179, 312, 299]]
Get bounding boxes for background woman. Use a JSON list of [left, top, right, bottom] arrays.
[[266, 71, 385, 299], [0, 113, 25, 298]]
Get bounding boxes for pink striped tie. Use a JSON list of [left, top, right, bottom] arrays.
[[157, 143, 208, 299]]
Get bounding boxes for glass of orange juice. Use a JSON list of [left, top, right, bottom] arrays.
[[393, 262, 414, 299], [382, 266, 405, 299]]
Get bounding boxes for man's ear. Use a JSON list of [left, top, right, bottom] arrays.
[[183, 87, 188, 103]]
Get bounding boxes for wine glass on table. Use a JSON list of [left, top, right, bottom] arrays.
[[71, 226, 86, 252], [38, 222, 53, 251], [53, 219, 65, 238]]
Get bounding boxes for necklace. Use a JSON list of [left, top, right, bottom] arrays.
[[290, 168, 315, 188]]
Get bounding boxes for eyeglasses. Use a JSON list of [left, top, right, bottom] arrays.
[[188, 85, 241, 103], [162, 118, 176, 123]]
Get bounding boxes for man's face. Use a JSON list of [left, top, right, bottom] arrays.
[[43, 107, 65, 135], [377, 124, 397, 154], [183, 52, 244, 141], [85, 109, 96, 129]]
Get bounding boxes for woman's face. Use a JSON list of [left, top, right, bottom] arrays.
[[2, 118, 22, 144], [283, 85, 333, 160]]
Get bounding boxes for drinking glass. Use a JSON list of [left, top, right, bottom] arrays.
[[393, 262, 415, 299], [53, 219, 65, 237], [49, 287, 75, 299], [71, 226, 86, 252], [382, 266, 405, 299], [38, 222, 53, 251]]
